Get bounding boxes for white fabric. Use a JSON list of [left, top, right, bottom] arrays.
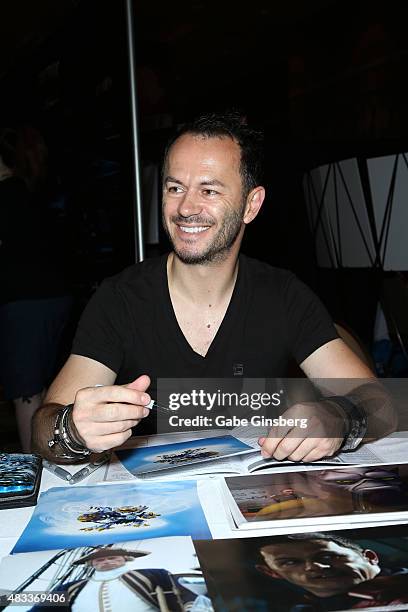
[[72, 569, 156, 612]]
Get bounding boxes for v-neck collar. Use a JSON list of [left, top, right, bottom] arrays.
[[159, 253, 244, 365]]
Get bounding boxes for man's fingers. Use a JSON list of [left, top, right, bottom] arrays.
[[89, 403, 150, 423], [259, 425, 293, 458], [300, 438, 343, 462], [286, 438, 320, 462], [76, 384, 151, 407], [87, 419, 141, 436], [272, 435, 305, 461], [87, 430, 133, 453], [301, 448, 326, 462], [125, 374, 151, 392]]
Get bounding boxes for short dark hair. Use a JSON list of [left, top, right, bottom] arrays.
[[261, 532, 365, 556], [162, 111, 264, 198]]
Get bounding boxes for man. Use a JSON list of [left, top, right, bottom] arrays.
[[30, 546, 200, 611], [259, 532, 408, 610], [32, 111, 395, 463]]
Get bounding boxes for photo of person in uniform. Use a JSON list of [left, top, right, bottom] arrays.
[[0, 538, 212, 612]]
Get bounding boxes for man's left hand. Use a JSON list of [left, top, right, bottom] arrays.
[[258, 400, 347, 462]]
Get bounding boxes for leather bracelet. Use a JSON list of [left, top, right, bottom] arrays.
[[60, 404, 91, 455], [48, 404, 91, 458], [325, 395, 367, 451], [48, 408, 78, 460]]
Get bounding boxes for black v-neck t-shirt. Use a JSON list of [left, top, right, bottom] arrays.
[[72, 253, 338, 394]]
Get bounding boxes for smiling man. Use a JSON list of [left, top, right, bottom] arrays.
[[32, 111, 395, 462]]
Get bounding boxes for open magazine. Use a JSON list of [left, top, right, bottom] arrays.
[[194, 524, 408, 612], [105, 437, 383, 482], [221, 463, 408, 530], [106, 435, 257, 479]]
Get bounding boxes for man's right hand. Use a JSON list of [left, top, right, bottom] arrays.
[[70, 374, 151, 452]]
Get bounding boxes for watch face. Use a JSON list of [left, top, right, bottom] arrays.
[[341, 438, 361, 451], [342, 414, 367, 450]]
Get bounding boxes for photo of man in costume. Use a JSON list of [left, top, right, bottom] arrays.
[[29, 546, 208, 611], [259, 532, 408, 611]]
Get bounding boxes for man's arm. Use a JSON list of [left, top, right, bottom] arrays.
[[301, 337, 375, 379], [32, 355, 151, 463], [259, 338, 398, 461]]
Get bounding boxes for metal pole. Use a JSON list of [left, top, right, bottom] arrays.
[[125, 0, 145, 262]]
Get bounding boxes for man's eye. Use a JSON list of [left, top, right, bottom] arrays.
[[168, 186, 183, 193], [279, 560, 297, 566], [202, 189, 218, 196], [317, 554, 336, 561]]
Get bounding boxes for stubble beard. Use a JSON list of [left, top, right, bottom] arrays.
[[162, 203, 245, 265]]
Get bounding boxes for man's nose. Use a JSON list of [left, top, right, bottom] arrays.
[[305, 560, 331, 571], [177, 190, 203, 217]]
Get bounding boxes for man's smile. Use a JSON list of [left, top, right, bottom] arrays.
[[178, 225, 211, 234]]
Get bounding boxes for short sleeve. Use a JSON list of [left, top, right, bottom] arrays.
[[283, 273, 339, 364], [71, 280, 126, 373]]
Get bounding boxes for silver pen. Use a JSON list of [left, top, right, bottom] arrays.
[[95, 385, 171, 414], [69, 453, 110, 485], [43, 460, 72, 482]]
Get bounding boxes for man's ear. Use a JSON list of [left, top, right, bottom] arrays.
[[243, 186, 265, 225], [363, 549, 380, 565], [255, 563, 282, 579]]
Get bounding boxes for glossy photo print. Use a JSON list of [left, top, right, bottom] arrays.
[[195, 524, 408, 612], [12, 480, 211, 553], [223, 464, 408, 528], [0, 536, 213, 611], [115, 435, 255, 476]]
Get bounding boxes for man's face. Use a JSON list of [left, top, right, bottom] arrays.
[[91, 555, 127, 571], [162, 133, 247, 265], [316, 468, 406, 509], [261, 540, 379, 597]]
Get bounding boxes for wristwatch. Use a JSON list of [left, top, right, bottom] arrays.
[[326, 395, 367, 451]]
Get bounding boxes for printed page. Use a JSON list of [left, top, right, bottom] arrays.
[[104, 451, 256, 482], [232, 424, 385, 470], [245, 445, 383, 473]]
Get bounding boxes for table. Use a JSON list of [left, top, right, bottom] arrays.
[[1, 431, 408, 563]]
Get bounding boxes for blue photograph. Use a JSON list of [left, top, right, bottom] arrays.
[[13, 480, 211, 554], [116, 435, 254, 475]]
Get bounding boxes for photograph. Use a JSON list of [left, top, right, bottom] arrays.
[[195, 524, 408, 612], [0, 536, 213, 611], [12, 481, 211, 554], [223, 464, 408, 528], [115, 435, 255, 476]]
